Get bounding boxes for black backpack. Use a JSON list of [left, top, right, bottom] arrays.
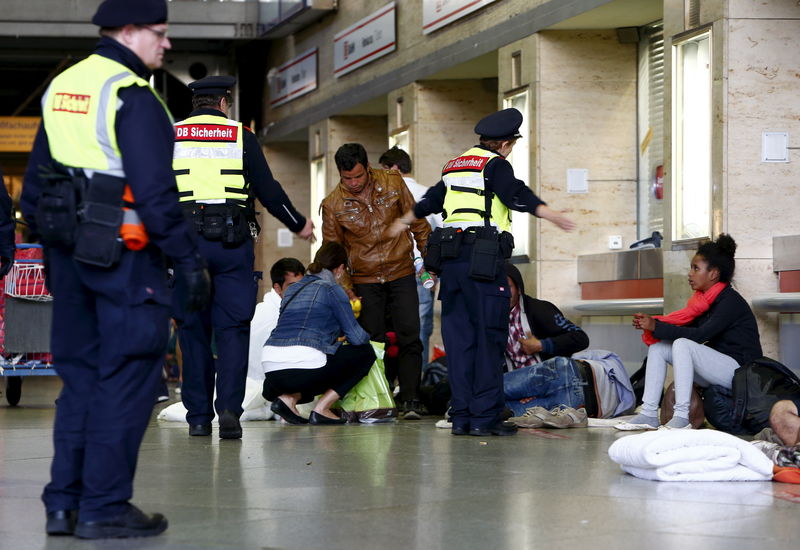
[[704, 357, 800, 435]]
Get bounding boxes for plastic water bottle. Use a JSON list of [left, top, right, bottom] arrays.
[[413, 256, 424, 273]]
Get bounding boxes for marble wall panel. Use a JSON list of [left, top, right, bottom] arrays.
[[538, 80, 637, 181], [538, 30, 637, 83], [258, 142, 313, 297], [728, 0, 800, 19], [538, 259, 581, 310], [534, 31, 638, 299], [725, 18, 800, 259], [736, 259, 780, 358]]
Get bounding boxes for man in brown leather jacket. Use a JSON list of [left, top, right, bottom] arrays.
[[321, 143, 431, 418]]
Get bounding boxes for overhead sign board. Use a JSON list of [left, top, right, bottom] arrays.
[[0, 117, 40, 152], [334, 2, 396, 78], [269, 48, 318, 108], [422, 0, 497, 35]]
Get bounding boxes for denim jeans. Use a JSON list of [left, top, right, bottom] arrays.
[[503, 356, 587, 417], [417, 280, 435, 366]]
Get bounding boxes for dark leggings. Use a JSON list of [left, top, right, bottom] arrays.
[[263, 343, 376, 403]]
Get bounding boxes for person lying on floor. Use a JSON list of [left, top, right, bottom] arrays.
[[619, 234, 762, 431], [503, 262, 598, 428], [262, 241, 375, 425], [770, 399, 800, 446]]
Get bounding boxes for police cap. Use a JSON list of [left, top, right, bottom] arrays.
[[474, 108, 523, 141], [92, 0, 168, 27], [188, 76, 237, 97]]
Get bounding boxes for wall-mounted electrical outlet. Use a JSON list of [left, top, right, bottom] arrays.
[[608, 235, 623, 250]]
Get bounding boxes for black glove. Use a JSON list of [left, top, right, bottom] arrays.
[[175, 253, 210, 313], [0, 255, 13, 279]]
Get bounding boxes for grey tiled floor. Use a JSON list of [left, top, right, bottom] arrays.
[[1, 377, 798, 550]]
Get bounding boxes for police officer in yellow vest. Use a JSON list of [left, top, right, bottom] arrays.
[[20, 0, 210, 539], [173, 76, 314, 440], [390, 108, 575, 437]]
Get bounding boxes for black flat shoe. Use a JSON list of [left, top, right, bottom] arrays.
[[309, 411, 346, 425], [218, 410, 242, 439], [74, 504, 167, 539], [46, 509, 77, 536], [469, 421, 518, 437], [189, 423, 211, 436], [270, 399, 309, 424]]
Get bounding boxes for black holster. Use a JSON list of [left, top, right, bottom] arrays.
[[35, 163, 86, 250], [183, 204, 249, 246], [468, 227, 501, 281], [73, 173, 125, 267], [424, 227, 463, 274]]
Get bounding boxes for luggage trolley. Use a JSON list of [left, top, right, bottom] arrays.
[[1, 244, 55, 406]]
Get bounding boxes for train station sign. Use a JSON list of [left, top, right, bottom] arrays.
[[269, 48, 318, 108], [334, 2, 396, 78], [422, 0, 497, 35]]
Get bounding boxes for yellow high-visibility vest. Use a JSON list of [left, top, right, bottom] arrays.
[[173, 114, 247, 204], [441, 146, 511, 232], [42, 54, 171, 177]]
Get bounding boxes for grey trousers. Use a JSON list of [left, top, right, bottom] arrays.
[[642, 338, 739, 419]]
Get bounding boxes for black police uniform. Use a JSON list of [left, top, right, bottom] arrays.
[[0, 167, 15, 278], [414, 109, 547, 436], [20, 0, 206, 538], [173, 76, 307, 438]]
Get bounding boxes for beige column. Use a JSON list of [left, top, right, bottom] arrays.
[[499, 31, 638, 304], [663, 0, 800, 357], [255, 142, 312, 300]]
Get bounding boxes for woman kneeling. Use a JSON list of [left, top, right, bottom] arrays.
[[263, 242, 375, 425]]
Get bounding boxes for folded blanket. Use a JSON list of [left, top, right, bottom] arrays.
[[608, 429, 773, 481]]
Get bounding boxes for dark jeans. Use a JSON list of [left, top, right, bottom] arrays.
[[173, 238, 257, 424], [439, 245, 509, 431], [354, 274, 422, 402], [262, 343, 376, 403]]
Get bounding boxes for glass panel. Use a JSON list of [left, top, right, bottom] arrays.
[[503, 91, 530, 257], [309, 157, 325, 258], [673, 30, 712, 241]]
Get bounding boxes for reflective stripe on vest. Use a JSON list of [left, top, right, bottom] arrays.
[[42, 54, 171, 178], [173, 115, 246, 203], [441, 146, 512, 232]]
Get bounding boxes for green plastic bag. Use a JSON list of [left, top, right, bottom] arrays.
[[335, 341, 397, 423]]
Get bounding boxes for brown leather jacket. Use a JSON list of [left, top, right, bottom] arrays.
[[321, 168, 431, 284]]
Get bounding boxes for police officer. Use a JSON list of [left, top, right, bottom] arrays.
[[390, 108, 575, 436], [0, 167, 15, 279], [21, 0, 209, 539], [173, 75, 314, 440]]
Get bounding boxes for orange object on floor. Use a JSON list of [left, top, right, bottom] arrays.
[[773, 465, 800, 484]]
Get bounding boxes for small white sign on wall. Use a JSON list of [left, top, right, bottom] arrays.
[[567, 168, 589, 194], [762, 132, 789, 162], [277, 228, 293, 248]]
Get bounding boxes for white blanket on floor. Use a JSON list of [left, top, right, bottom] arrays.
[[608, 429, 773, 481]]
